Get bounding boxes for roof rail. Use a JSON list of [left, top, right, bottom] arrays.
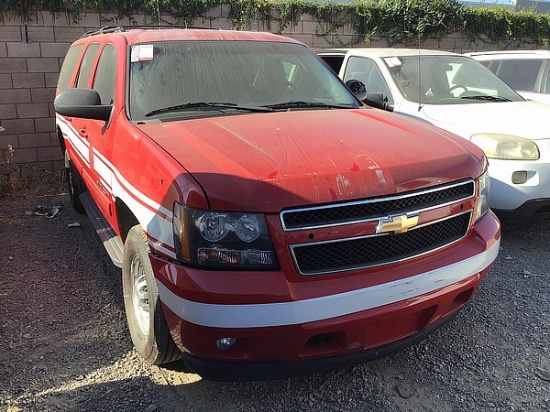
[[82, 26, 125, 38]]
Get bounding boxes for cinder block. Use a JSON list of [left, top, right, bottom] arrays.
[[9, 147, 37, 163], [27, 58, 59, 73], [310, 35, 333, 49], [0, 134, 20, 150], [7, 42, 41, 58], [0, 104, 17, 119], [299, 13, 315, 23], [0, 58, 27, 74], [191, 18, 211, 29], [79, 12, 101, 27], [53, 27, 84, 43], [16, 103, 50, 119], [36, 145, 62, 162], [48, 131, 58, 146], [19, 132, 51, 148], [301, 21, 318, 35], [40, 42, 71, 58], [212, 18, 234, 31], [0, 43, 6, 57], [1, 118, 35, 134], [0, 74, 12, 89], [45, 73, 59, 88], [48, 102, 56, 117], [0, 89, 32, 104], [31, 88, 55, 103], [34, 117, 56, 133], [0, 26, 22, 42], [206, 5, 223, 18], [27, 11, 57, 26], [99, 13, 130, 26], [25, 26, 55, 42], [12, 73, 45, 89]]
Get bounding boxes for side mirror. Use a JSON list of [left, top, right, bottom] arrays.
[[345, 79, 367, 102], [364, 92, 393, 112], [54, 88, 112, 121]]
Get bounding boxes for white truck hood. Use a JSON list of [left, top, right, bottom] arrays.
[[413, 100, 550, 141]]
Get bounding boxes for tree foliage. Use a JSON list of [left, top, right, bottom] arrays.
[[2, 0, 550, 45]]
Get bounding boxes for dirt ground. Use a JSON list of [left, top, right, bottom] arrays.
[[0, 191, 549, 412]]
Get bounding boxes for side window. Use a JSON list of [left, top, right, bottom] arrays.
[[483, 60, 499, 73], [496, 59, 542, 92], [93, 44, 117, 105], [321, 55, 345, 73], [343, 56, 393, 104], [76, 43, 100, 89], [57, 45, 84, 91]]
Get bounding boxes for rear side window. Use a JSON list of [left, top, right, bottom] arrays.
[[495, 60, 542, 92], [57, 45, 84, 92], [76, 43, 100, 89], [93, 44, 117, 105]]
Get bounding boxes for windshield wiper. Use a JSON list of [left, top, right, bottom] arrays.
[[262, 101, 355, 110], [460, 95, 512, 102], [145, 102, 273, 117]]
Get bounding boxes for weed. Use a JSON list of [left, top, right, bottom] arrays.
[[0, 144, 66, 198]]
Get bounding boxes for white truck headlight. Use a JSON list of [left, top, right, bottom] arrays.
[[173, 203, 278, 269], [470, 133, 539, 160]]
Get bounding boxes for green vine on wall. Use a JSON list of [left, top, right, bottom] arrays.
[[2, 0, 550, 46]]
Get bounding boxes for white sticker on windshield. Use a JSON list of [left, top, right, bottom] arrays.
[[384, 57, 402, 68], [131, 45, 154, 62]]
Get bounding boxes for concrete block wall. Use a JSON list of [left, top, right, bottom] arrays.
[[0, 11, 538, 172]]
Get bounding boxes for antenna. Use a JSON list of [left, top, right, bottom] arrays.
[[417, 30, 422, 112]]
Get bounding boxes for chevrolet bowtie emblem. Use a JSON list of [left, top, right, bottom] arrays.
[[377, 213, 420, 235]]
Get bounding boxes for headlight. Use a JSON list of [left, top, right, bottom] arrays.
[[475, 170, 490, 222], [173, 203, 278, 270], [470, 133, 539, 160]]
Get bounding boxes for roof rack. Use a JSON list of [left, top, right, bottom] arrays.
[[82, 26, 125, 38]]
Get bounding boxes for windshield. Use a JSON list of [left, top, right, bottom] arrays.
[[128, 41, 359, 121], [384, 55, 524, 105]]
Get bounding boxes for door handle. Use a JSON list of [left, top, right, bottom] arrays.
[[79, 129, 88, 139]]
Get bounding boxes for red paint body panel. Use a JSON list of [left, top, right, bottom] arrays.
[[137, 109, 485, 212], [161, 269, 485, 363]]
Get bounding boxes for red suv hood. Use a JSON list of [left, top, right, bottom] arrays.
[[136, 109, 484, 212]]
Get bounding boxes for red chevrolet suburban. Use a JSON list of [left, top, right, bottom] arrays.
[[54, 27, 500, 381]]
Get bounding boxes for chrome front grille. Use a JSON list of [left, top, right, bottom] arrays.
[[291, 212, 471, 275], [281, 180, 474, 231], [283, 180, 475, 276]]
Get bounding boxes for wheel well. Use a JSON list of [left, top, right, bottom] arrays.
[[57, 127, 67, 155], [115, 198, 139, 243]]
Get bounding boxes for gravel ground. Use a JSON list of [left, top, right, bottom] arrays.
[[0, 192, 549, 412]]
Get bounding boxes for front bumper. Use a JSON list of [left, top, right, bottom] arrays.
[[151, 211, 500, 380], [488, 138, 550, 216], [182, 310, 460, 381]]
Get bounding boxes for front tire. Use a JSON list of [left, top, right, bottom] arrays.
[[122, 225, 181, 365]]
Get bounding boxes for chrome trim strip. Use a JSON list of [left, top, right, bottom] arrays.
[[280, 179, 475, 232]]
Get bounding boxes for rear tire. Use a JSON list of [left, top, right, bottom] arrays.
[[66, 160, 86, 214], [122, 225, 182, 365]]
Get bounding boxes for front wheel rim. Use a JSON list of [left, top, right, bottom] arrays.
[[130, 254, 150, 336]]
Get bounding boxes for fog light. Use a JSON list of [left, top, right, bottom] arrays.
[[215, 337, 237, 350], [512, 171, 528, 184]]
